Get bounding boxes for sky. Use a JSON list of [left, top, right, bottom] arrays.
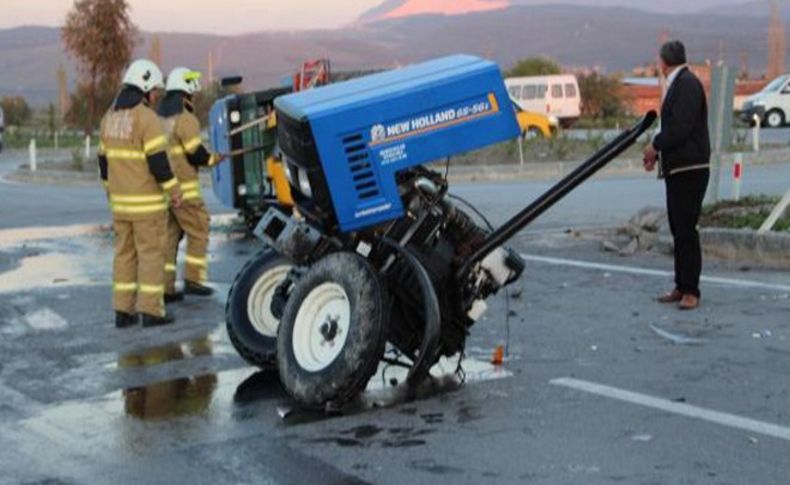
[[0, 0, 383, 34]]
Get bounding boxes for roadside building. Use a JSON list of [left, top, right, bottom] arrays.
[[622, 63, 766, 115]]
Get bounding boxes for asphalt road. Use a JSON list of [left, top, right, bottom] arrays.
[[0, 150, 788, 484], [2, 149, 789, 231]]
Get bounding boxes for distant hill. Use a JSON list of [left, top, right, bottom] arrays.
[[702, 0, 790, 18], [0, 4, 777, 106], [360, 0, 776, 18], [360, 0, 509, 22]]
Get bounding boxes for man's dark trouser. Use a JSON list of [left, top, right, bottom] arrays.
[[665, 168, 710, 298]]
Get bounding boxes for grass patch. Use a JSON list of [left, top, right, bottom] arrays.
[[701, 195, 789, 232], [451, 134, 645, 165]]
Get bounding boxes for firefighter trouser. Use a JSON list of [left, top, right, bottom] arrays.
[[112, 214, 167, 317], [164, 201, 210, 293]]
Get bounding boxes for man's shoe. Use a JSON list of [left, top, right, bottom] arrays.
[[115, 311, 138, 329], [141, 312, 176, 327], [678, 294, 700, 311], [657, 289, 683, 303], [185, 280, 214, 297], [165, 291, 184, 304]]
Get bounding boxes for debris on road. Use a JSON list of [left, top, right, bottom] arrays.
[[649, 323, 707, 346], [601, 206, 667, 256]]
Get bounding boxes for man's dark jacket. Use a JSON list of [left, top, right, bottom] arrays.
[[653, 67, 711, 175]]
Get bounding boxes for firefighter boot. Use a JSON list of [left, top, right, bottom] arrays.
[[165, 291, 184, 304], [185, 280, 214, 297], [142, 311, 176, 328], [116, 311, 139, 329]]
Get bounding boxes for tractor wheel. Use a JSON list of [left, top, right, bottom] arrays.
[[766, 109, 785, 128], [226, 249, 293, 369], [277, 252, 388, 407]]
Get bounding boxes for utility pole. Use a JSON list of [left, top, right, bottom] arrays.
[[767, 1, 785, 79], [57, 64, 69, 127], [148, 34, 163, 66], [207, 50, 214, 85]]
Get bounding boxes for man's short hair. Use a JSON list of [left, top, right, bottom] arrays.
[[660, 40, 687, 67]]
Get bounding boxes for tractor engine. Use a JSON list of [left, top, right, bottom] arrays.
[[377, 168, 524, 360]]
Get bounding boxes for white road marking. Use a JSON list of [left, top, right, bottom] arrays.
[[520, 253, 790, 292], [551, 377, 790, 442]]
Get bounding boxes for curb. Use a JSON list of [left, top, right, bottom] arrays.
[[658, 228, 790, 269], [701, 228, 790, 269]]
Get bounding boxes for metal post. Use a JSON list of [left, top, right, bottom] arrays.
[[54, 131, 59, 150], [752, 114, 760, 152], [732, 152, 743, 201], [759, 187, 790, 233], [517, 135, 525, 166], [84, 135, 91, 161], [29, 139, 37, 172]]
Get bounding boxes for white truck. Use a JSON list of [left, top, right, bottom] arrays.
[[505, 74, 581, 127], [740, 74, 790, 128]]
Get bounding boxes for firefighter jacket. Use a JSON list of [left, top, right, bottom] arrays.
[[98, 93, 181, 219], [159, 93, 218, 203]]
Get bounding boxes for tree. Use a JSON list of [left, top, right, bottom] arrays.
[[577, 72, 629, 119], [62, 0, 138, 135], [64, 80, 118, 131], [0, 96, 33, 126], [505, 57, 562, 77]]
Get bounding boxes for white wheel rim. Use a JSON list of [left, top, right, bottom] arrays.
[[247, 264, 291, 337], [769, 113, 782, 126], [292, 282, 351, 372]]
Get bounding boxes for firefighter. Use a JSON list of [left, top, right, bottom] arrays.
[[98, 59, 182, 328], [157, 67, 223, 301]]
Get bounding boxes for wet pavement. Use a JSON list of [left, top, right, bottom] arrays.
[[0, 225, 787, 484], [1, 163, 789, 483]]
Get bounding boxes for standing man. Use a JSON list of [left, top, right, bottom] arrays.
[[643, 41, 711, 310], [98, 59, 182, 328], [158, 67, 222, 301]]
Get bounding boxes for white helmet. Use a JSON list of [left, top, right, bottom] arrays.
[[166, 67, 202, 95], [122, 59, 164, 93]]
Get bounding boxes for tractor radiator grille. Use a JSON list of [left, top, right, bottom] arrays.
[[342, 133, 380, 200]]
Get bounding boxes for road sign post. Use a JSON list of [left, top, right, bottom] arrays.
[[706, 65, 736, 204], [29, 139, 37, 172]]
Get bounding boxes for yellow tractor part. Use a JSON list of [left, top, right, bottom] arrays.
[[266, 156, 294, 207]]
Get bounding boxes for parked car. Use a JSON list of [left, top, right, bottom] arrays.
[[740, 74, 790, 128], [511, 98, 557, 138], [505, 74, 581, 127]]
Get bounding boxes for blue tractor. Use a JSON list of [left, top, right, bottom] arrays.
[[224, 55, 656, 408]]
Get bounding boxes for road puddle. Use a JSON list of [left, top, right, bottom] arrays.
[[0, 241, 109, 293], [110, 351, 509, 424], [116, 337, 215, 369], [21, 354, 511, 455]]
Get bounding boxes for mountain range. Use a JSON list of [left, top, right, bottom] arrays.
[[0, 1, 783, 105]]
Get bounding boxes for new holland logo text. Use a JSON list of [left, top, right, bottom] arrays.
[[370, 97, 496, 145]]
